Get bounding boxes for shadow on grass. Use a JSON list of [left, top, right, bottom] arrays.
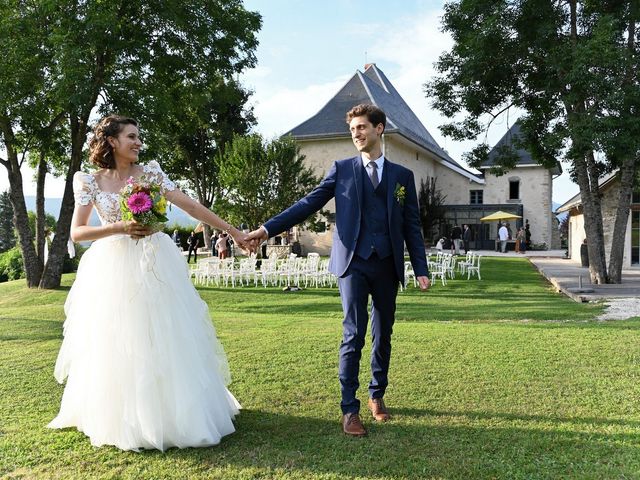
[[147, 409, 640, 478], [394, 407, 640, 429], [196, 286, 341, 297], [0, 317, 61, 342]]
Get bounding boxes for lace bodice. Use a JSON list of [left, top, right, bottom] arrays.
[[73, 161, 176, 225]]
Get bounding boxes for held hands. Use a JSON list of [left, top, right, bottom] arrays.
[[229, 231, 253, 253], [227, 227, 265, 254], [245, 227, 268, 253], [231, 227, 267, 254]]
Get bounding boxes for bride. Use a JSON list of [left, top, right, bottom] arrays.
[[48, 115, 249, 451]]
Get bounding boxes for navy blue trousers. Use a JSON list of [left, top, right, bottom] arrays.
[[337, 253, 399, 414]]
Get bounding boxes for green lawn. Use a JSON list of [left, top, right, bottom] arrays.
[[1, 257, 639, 479]]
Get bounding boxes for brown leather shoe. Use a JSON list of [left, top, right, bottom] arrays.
[[342, 413, 367, 436], [367, 397, 391, 422]]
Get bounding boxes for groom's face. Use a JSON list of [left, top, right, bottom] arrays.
[[349, 116, 383, 154]]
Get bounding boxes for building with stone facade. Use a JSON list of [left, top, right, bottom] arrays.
[[557, 172, 640, 268], [277, 64, 561, 255]]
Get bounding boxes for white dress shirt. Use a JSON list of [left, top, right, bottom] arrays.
[[363, 154, 384, 184]]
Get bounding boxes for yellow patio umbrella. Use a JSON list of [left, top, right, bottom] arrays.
[[479, 211, 522, 222]]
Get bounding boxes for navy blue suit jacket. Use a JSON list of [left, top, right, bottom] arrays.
[[264, 156, 429, 284]]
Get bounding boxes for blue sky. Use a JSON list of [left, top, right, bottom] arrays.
[[2, 0, 579, 203], [240, 0, 578, 204]]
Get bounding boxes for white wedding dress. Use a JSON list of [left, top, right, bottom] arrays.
[[48, 161, 240, 451]]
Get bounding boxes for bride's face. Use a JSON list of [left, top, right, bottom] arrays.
[[109, 124, 142, 164]]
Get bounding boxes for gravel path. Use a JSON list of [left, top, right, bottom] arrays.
[[598, 298, 640, 320]]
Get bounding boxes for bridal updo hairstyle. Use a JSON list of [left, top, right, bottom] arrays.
[[345, 103, 386, 132], [89, 115, 138, 169]]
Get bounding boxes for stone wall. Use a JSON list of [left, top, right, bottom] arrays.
[[482, 167, 555, 248]]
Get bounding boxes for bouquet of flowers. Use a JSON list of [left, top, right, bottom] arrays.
[[119, 175, 169, 229]]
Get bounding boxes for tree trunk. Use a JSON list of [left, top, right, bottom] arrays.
[[608, 11, 638, 283], [573, 151, 609, 284], [40, 50, 104, 289], [197, 195, 213, 249], [607, 155, 637, 283], [39, 116, 86, 289], [35, 151, 47, 261], [0, 118, 42, 286]]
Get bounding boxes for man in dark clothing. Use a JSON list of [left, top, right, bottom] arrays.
[[462, 224, 471, 254], [187, 231, 200, 263], [451, 224, 462, 255]]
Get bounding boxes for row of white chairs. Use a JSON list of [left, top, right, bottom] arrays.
[[191, 253, 338, 288], [194, 250, 482, 290], [457, 251, 482, 280], [404, 251, 482, 288]]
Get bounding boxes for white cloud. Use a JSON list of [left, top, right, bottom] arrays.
[[248, 76, 351, 139]]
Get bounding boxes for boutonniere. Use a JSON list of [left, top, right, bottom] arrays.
[[394, 183, 406, 206]]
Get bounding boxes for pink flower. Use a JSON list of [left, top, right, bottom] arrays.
[[127, 191, 153, 214]]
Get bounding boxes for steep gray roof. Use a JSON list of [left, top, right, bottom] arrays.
[[285, 64, 467, 172], [482, 122, 562, 175]]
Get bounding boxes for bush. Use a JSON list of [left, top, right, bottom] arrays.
[[163, 224, 200, 251], [0, 243, 88, 283], [529, 242, 548, 251], [0, 247, 25, 282]]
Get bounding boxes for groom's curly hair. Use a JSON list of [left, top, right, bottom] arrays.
[[89, 115, 138, 169], [345, 104, 386, 132]]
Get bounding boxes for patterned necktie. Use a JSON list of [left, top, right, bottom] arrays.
[[368, 161, 379, 189]]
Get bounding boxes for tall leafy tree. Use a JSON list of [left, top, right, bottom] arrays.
[[216, 134, 322, 230], [0, 191, 16, 253], [418, 177, 447, 244], [426, 0, 639, 284], [138, 77, 256, 248], [0, 0, 260, 288]]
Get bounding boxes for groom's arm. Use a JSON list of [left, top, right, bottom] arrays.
[[248, 162, 338, 243]]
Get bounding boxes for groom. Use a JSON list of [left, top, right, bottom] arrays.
[[247, 104, 430, 436]]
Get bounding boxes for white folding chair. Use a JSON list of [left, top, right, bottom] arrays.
[[203, 258, 222, 286], [259, 256, 278, 287], [467, 254, 482, 280], [458, 251, 473, 275], [402, 261, 416, 291], [303, 253, 322, 287], [445, 254, 457, 279], [220, 258, 236, 287], [237, 257, 258, 287], [430, 254, 450, 286]]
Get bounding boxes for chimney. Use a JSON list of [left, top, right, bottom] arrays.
[[364, 63, 375, 70]]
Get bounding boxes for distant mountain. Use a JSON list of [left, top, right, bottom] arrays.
[[24, 196, 198, 227]]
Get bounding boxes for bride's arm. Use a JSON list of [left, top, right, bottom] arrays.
[[70, 203, 151, 242], [165, 189, 249, 248]]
